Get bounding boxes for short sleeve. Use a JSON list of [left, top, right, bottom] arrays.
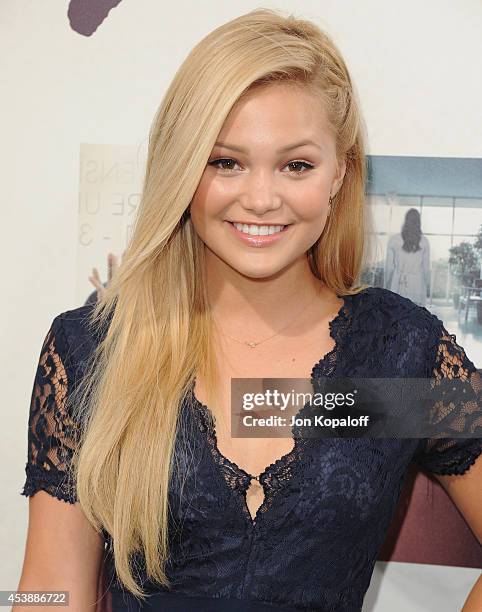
[[413, 318, 482, 476], [20, 315, 79, 503]]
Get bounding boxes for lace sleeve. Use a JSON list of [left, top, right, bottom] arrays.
[[413, 319, 482, 476], [20, 315, 79, 503]]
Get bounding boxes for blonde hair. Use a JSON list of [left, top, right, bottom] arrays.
[[69, 7, 372, 600]]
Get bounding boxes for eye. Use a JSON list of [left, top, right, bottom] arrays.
[[207, 158, 315, 175], [285, 161, 314, 175], [207, 158, 240, 172]]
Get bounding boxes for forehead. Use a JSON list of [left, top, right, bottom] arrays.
[[217, 82, 332, 143]]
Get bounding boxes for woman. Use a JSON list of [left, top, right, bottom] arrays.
[[17, 9, 482, 612], [385, 208, 431, 306]]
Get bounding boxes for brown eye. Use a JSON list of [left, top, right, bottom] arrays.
[[286, 161, 314, 174], [208, 158, 239, 171]]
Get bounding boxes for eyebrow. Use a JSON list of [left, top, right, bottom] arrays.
[[213, 139, 323, 154]]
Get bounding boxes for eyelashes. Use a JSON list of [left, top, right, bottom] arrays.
[[207, 158, 315, 175]]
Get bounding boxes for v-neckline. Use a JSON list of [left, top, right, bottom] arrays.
[[188, 290, 357, 528]]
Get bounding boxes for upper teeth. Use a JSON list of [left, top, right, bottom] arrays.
[[232, 223, 285, 236]]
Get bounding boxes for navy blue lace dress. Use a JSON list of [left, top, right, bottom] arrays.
[[21, 286, 482, 611]]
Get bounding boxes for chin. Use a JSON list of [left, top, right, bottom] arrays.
[[230, 261, 287, 280]]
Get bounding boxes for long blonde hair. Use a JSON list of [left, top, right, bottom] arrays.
[[69, 7, 372, 600]]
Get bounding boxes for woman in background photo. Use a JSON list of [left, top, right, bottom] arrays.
[[16, 8, 481, 612], [385, 207, 431, 306]]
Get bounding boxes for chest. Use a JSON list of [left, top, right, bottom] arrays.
[[192, 315, 340, 520], [194, 315, 337, 463], [169, 427, 418, 557]]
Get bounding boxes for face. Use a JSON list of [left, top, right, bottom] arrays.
[[189, 82, 346, 280]]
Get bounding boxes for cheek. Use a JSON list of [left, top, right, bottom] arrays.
[[301, 200, 329, 221], [190, 179, 232, 221], [295, 192, 330, 222], [284, 176, 331, 217], [207, 179, 235, 200]]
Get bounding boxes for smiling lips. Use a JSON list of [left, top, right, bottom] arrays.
[[225, 220, 292, 247], [231, 222, 286, 236]]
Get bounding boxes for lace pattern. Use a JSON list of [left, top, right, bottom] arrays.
[[188, 392, 309, 529], [186, 292, 355, 529], [414, 318, 482, 475], [21, 315, 79, 503]]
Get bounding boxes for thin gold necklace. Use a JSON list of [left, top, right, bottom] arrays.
[[211, 291, 321, 348]]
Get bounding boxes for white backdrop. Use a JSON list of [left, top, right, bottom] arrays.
[[2, 1, 481, 610]]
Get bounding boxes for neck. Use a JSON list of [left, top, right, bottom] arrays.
[[204, 253, 335, 336]]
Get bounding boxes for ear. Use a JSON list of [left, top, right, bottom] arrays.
[[332, 157, 347, 196]]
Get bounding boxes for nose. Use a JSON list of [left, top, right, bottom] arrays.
[[240, 168, 282, 216]]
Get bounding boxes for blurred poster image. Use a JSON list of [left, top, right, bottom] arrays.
[[77, 142, 146, 305], [363, 155, 482, 369]]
